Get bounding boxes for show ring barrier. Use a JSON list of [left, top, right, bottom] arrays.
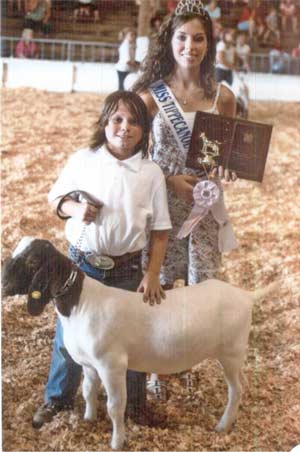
[[1, 58, 300, 101]]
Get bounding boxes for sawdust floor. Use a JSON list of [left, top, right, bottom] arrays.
[[1, 88, 300, 451]]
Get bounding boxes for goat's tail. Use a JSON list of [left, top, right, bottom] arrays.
[[251, 280, 280, 302]]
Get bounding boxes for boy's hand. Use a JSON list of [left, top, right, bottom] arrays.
[[137, 272, 166, 306], [59, 199, 102, 224], [75, 201, 102, 224]]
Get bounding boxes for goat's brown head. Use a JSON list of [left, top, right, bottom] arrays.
[[2, 237, 59, 316]]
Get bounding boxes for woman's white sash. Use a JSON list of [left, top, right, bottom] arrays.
[[150, 80, 192, 155], [150, 80, 237, 253]]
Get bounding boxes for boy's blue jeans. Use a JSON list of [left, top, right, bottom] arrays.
[[45, 251, 146, 411]]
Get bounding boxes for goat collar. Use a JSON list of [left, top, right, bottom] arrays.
[[52, 267, 78, 298]]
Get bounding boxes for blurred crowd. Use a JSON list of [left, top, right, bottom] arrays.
[[6, 0, 300, 73], [149, 0, 300, 74]]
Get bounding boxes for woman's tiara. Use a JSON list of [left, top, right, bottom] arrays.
[[175, 0, 206, 16]]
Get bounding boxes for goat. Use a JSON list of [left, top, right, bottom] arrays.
[[2, 237, 279, 450]]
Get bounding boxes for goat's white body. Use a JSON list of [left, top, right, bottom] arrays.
[[58, 276, 271, 449], [61, 278, 252, 374], [6, 238, 279, 450]]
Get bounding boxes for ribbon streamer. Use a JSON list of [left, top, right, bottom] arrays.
[[177, 180, 220, 239]]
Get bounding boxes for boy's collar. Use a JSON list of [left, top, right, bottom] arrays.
[[101, 144, 143, 172]]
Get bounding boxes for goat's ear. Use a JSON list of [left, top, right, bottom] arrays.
[[27, 265, 51, 316]]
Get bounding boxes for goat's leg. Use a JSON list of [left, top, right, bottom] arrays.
[[82, 365, 99, 421], [216, 356, 243, 432], [97, 362, 127, 451]]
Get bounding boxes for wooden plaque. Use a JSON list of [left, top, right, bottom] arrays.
[[186, 111, 273, 182]]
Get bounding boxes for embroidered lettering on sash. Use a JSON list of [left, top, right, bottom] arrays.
[[150, 81, 192, 154]]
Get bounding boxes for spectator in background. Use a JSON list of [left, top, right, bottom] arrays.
[[8, 0, 27, 16], [237, 0, 256, 40], [262, 5, 280, 45], [150, 14, 163, 40], [236, 32, 251, 71], [205, 0, 222, 40], [221, 0, 244, 30], [216, 29, 237, 85], [205, 0, 221, 20], [269, 45, 291, 73], [280, 0, 298, 33], [116, 27, 139, 90], [255, 0, 269, 44], [24, 0, 51, 34], [167, 0, 178, 14], [291, 42, 300, 58], [73, 0, 100, 23], [15, 28, 40, 58]]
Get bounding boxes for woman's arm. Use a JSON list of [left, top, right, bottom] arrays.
[[166, 174, 199, 203], [218, 84, 236, 117], [139, 90, 158, 119], [137, 230, 169, 305]]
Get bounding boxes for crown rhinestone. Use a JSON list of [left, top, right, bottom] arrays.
[[175, 0, 206, 16]]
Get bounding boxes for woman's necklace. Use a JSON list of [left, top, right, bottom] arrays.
[[182, 95, 189, 106], [169, 82, 204, 107]]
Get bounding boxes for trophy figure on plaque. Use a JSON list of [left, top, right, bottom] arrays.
[[186, 111, 273, 182], [197, 132, 221, 167]]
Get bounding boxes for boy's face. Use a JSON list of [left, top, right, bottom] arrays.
[[105, 101, 142, 160]]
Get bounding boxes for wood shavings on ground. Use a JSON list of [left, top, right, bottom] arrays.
[[1, 88, 300, 451]]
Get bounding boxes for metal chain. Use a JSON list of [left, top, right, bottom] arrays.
[[70, 223, 87, 267]]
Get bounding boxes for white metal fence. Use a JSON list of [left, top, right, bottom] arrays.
[[1, 36, 300, 75], [1, 36, 118, 63]]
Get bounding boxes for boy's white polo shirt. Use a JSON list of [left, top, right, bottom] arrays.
[[48, 145, 171, 256]]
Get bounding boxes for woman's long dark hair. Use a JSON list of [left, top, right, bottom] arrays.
[[133, 12, 216, 99], [90, 90, 150, 158]]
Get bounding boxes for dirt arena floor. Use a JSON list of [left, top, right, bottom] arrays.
[[1, 88, 300, 452]]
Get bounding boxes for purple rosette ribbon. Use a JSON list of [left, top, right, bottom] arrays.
[[177, 180, 220, 239]]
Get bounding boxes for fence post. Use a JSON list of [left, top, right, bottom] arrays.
[[67, 41, 72, 61]]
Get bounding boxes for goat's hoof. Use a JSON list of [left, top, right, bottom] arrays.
[[84, 414, 97, 422], [215, 420, 232, 433], [215, 423, 225, 432], [111, 438, 124, 451]]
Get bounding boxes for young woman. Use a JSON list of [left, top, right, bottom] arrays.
[[133, 0, 237, 399], [116, 27, 139, 90], [32, 91, 171, 428]]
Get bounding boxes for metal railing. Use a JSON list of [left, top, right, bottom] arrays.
[[1, 36, 300, 74], [0, 36, 119, 63], [250, 52, 300, 75]]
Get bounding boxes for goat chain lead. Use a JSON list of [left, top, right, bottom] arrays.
[[71, 224, 87, 266]]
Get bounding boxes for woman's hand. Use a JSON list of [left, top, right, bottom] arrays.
[[211, 166, 237, 182], [137, 271, 166, 305], [167, 174, 199, 203]]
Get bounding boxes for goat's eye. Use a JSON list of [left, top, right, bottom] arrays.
[[26, 257, 39, 269]]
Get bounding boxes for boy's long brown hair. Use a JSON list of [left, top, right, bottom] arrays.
[[133, 12, 216, 99], [90, 91, 150, 158]]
